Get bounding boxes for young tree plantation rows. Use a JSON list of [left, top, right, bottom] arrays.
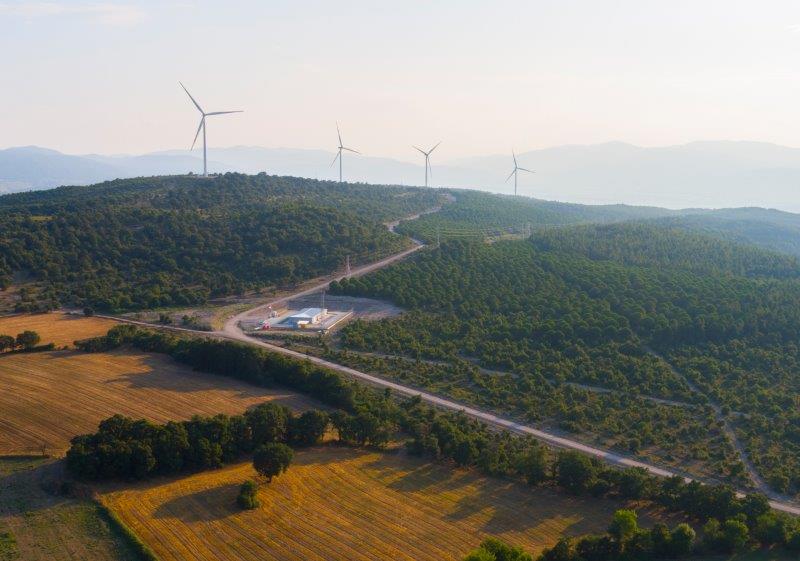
[[331, 224, 800, 494]]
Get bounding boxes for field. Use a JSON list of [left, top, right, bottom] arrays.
[[0, 348, 316, 455], [0, 313, 118, 348], [99, 445, 683, 561], [0, 457, 138, 561]]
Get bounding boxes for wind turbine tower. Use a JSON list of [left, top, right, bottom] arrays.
[[180, 82, 242, 177], [506, 150, 534, 196], [331, 124, 360, 182], [413, 142, 441, 187]]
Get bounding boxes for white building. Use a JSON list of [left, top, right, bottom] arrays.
[[283, 308, 327, 328]]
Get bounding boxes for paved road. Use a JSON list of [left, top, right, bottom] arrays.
[[91, 201, 800, 516]]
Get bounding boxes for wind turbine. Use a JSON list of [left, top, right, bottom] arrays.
[[180, 82, 242, 177], [330, 123, 360, 182], [413, 142, 441, 187], [506, 150, 534, 196]]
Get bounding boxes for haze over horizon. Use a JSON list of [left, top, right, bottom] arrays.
[[4, 0, 800, 210]]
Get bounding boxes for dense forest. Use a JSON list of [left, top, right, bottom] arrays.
[[0, 174, 441, 311], [332, 223, 800, 492]]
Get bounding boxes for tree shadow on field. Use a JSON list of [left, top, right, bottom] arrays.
[[374, 457, 476, 495], [291, 443, 372, 467], [444, 479, 608, 538], [152, 482, 240, 522], [103, 351, 300, 405]]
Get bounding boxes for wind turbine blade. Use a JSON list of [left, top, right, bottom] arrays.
[[413, 145, 427, 155], [179, 82, 204, 114], [205, 110, 243, 116], [429, 141, 441, 154], [512, 150, 517, 167], [505, 169, 515, 182], [336, 123, 343, 147], [518, 167, 535, 173], [341, 147, 360, 154], [330, 151, 341, 167], [427, 159, 433, 179], [190, 117, 204, 150]]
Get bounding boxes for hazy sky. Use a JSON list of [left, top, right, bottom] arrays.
[[4, 0, 800, 162]]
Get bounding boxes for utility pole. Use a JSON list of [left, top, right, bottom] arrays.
[[321, 289, 326, 310]]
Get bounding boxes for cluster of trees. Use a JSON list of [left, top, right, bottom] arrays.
[[0, 173, 441, 311], [0, 329, 41, 352], [331, 230, 800, 492], [473, 508, 800, 561], [539, 506, 800, 560], [66, 404, 326, 480]]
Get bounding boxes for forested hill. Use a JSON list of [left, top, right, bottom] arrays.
[[396, 188, 800, 258], [530, 222, 800, 279], [0, 174, 442, 311]]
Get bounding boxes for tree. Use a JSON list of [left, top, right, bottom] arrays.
[[669, 523, 696, 557], [15, 330, 40, 350], [236, 479, 260, 510], [246, 403, 290, 446], [538, 538, 575, 561], [253, 443, 293, 482], [650, 523, 672, 557], [463, 538, 533, 561], [517, 445, 548, 486], [608, 509, 638, 544], [0, 334, 14, 352], [787, 531, 800, 552], [575, 534, 619, 561], [83, 307, 95, 317], [720, 518, 749, 552], [289, 410, 329, 446], [555, 451, 596, 493], [753, 513, 789, 546]]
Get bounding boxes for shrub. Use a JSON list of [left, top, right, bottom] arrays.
[[236, 480, 260, 510]]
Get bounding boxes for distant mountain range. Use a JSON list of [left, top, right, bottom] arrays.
[[2, 141, 800, 211]]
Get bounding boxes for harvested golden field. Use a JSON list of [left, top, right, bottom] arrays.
[[0, 457, 138, 561], [100, 445, 683, 561], [0, 349, 316, 455], [0, 313, 118, 348]]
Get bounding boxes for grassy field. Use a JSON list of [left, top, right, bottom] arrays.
[[0, 348, 316, 455], [0, 314, 118, 348], [0, 457, 138, 561], [99, 444, 686, 561]]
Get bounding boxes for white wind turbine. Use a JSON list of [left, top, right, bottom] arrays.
[[180, 82, 242, 177], [413, 142, 441, 187], [506, 150, 534, 196], [330, 123, 360, 182]]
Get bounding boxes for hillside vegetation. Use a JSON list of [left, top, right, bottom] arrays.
[[0, 174, 441, 311], [332, 223, 800, 491], [397, 189, 800, 257]]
